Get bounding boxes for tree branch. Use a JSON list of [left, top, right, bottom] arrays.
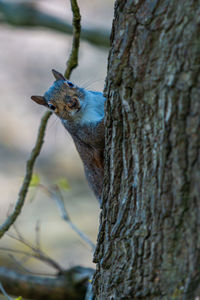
[[0, 282, 12, 300], [0, 246, 63, 273], [0, 1, 93, 298], [0, 0, 82, 240], [5, 225, 63, 273], [51, 185, 95, 251], [64, 0, 81, 78], [0, 266, 94, 300], [0, 111, 52, 239], [0, 0, 109, 48]]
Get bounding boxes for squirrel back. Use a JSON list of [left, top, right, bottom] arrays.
[[31, 70, 106, 203]]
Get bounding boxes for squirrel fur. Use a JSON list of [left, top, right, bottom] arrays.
[[31, 70, 106, 203]]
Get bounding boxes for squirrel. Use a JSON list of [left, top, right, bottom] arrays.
[[31, 69, 106, 203]]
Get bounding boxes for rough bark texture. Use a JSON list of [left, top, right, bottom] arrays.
[[93, 0, 200, 299]]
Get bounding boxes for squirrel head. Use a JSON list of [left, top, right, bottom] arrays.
[[31, 70, 85, 122]]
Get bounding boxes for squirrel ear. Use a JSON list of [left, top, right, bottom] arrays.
[[52, 69, 65, 81], [31, 95, 47, 106]]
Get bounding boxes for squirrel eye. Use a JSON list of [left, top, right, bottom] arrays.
[[68, 98, 78, 109], [67, 81, 74, 87], [48, 104, 56, 111]]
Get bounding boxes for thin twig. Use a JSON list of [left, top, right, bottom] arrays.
[[35, 220, 41, 249], [6, 232, 34, 249], [0, 0, 81, 241], [13, 223, 25, 242], [0, 111, 52, 239], [0, 282, 13, 300], [0, 247, 63, 273], [64, 0, 81, 78], [51, 186, 95, 251], [5, 228, 63, 273], [8, 254, 55, 277], [6, 230, 63, 273]]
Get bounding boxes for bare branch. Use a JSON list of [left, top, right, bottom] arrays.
[[0, 0, 83, 239], [35, 220, 41, 249], [6, 231, 63, 272], [0, 111, 52, 239], [51, 185, 95, 251], [8, 254, 55, 277], [0, 0, 109, 48], [0, 266, 94, 300], [6, 232, 34, 249], [0, 1, 94, 299], [0, 282, 13, 300], [64, 0, 81, 78], [0, 247, 63, 273]]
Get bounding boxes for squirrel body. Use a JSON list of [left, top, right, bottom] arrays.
[[31, 70, 106, 202]]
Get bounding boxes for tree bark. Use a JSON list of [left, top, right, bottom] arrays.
[[93, 0, 200, 299]]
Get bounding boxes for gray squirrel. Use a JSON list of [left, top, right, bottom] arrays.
[[31, 70, 106, 203]]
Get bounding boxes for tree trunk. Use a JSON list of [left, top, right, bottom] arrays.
[[93, 0, 200, 299]]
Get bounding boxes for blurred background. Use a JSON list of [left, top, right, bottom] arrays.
[[0, 0, 114, 279]]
